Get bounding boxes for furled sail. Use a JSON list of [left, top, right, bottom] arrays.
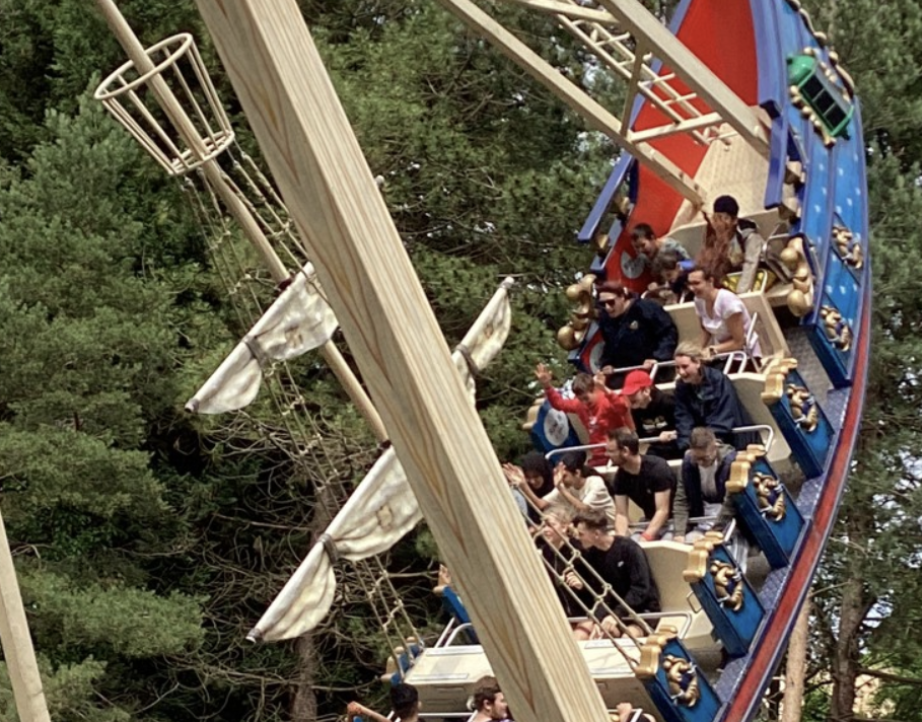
[[248, 278, 514, 641], [185, 264, 337, 414]]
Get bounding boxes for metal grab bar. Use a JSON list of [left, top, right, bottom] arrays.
[[543, 423, 774, 464], [566, 611, 693, 640]]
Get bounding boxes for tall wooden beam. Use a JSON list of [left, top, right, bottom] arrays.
[[436, 0, 706, 206], [0, 508, 51, 722], [192, 3, 610, 722]]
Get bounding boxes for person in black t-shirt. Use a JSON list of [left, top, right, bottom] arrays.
[[620, 370, 682, 460], [571, 509, 660, 639], [606, 428, 675, 540]]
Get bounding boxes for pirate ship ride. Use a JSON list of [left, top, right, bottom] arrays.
[[65, 1, 869, 722]]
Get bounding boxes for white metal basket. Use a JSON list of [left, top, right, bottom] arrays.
[[94, 33, 234, 176]]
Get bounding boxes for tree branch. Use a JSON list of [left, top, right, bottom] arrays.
[[856, 667, 922, 687]]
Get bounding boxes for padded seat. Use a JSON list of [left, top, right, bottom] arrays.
[[640, 540, 714, 652]]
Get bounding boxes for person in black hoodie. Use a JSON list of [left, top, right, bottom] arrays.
[[596, 280, 678, 389], [621, 369, 681, 460], [571, 509, 660, 639]]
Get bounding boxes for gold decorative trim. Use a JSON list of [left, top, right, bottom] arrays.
[[820, 305, 853, 352], [754, 473, 787, 521], [832, 226, 864, 269], [727, 447, 765, 495], [786, 384, 819, 432], [779, 235, 814, 317], [663, 655, 701, 707], [556, 274, 597, 351], [761, 357, 799, 404], [711, 560, 745, 612], [636, 630, 676, 679], [684, 532, 725, 581]]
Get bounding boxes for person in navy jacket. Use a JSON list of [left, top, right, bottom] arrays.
[[596, 280, 678, 388], [671, 341, 755, 451]]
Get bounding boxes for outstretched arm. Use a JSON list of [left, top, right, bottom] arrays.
[[346, 702, 391, 722], [536, 362, 581, 412]]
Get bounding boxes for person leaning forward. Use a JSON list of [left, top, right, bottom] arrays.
[[571, 508, 661, 640]]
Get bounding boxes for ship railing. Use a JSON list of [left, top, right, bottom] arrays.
[[600, 336, 761, 384], [434, 611, 693, 650], [543, 424, 775, 465]]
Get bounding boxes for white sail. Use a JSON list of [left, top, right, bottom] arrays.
[[248, 278, 514, 641], [185, 264, 338, 414], [248, 446, 417, 641]]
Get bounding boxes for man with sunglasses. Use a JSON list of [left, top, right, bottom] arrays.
[[596, 280, 678, 389]]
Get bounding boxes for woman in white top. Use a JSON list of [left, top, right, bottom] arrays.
[[687, 267, 762, 359]]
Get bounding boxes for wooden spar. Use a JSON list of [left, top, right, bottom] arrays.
[[436, 0, 706, 206], [593, 0, 771, 157], [192, 2, 610, 721], [93, 0, 388, 443], [0, 507, 51, 722], [447, 0, 770, 167]]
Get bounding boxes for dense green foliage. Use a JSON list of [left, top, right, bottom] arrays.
[[2, 0, 922, 721]]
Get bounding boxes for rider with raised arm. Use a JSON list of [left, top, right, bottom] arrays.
[[534, 362, 633, 466]]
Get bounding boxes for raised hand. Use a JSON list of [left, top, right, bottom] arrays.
[[534, 362, 553, 388], [553, 462, 568, 488], [502, 463, 525, 487]]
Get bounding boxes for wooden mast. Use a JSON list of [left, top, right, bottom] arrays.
[[0, 507, 51, 722], [192, 2, 610, 722], [94, 0, 388, 443]]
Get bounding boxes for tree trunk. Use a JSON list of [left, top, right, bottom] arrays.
[[782, 596, 811, 722], [829, 504, 875, 722], [292, 633, 318, 721]]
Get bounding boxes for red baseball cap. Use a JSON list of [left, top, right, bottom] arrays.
[[621, 370, 654, 396]]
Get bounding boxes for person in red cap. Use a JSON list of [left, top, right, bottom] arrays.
[[620, 369, 681, 460]]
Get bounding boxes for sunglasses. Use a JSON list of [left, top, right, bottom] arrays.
[[600, 298, 618, 307]]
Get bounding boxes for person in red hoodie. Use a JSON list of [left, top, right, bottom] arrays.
[[535, 362, 635, 467]]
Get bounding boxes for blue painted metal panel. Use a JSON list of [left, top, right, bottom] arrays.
[[764, 368, 833, 479], [529, 399, 582, 454], [828, 102, 870, 383], [750, 0, 787, 111], [808, 290, 856, 388], [441, 588, 478, 644], [642, 638, 721, 722], [578, 154, 634, 245], [731, 457, 805, 568], [763, 112, 789, 210], [689, 544, 765, 658], [825, 239, 861, 327]]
